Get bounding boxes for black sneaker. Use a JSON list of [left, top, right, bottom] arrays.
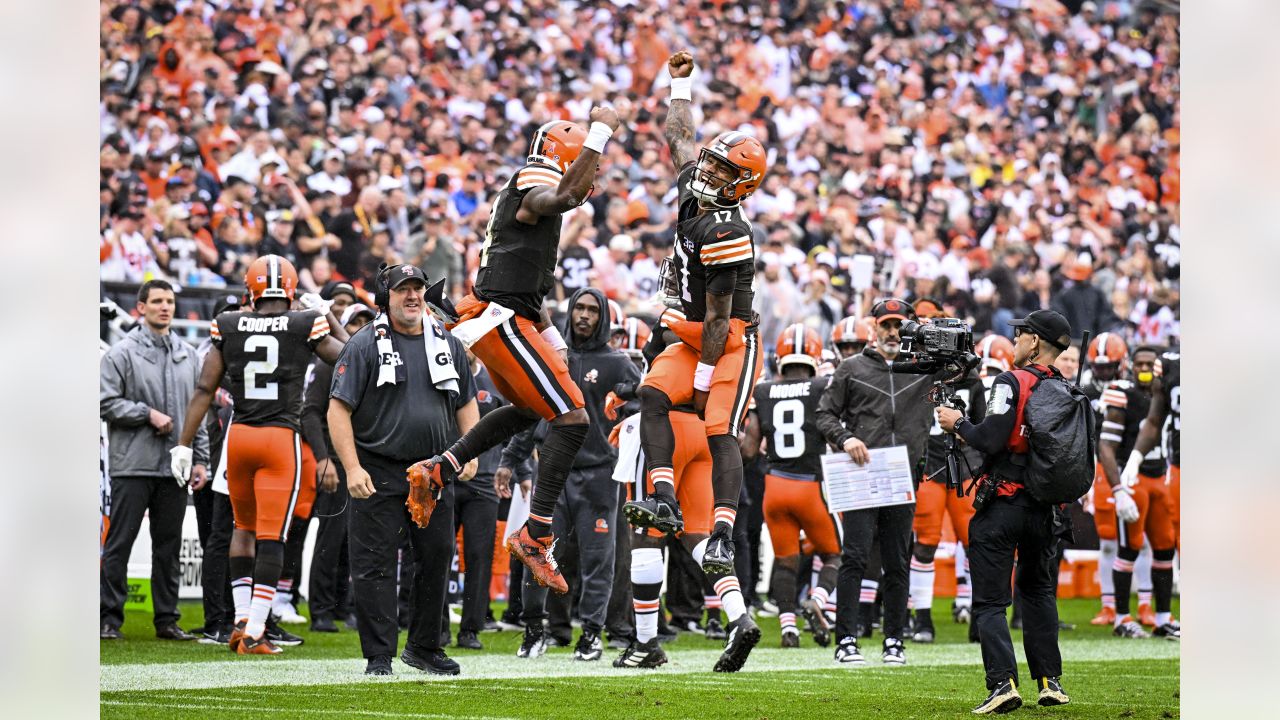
[[311, 616, 339, 633], [911, 609, 936, 644], [704, 617, 727, 640], [1037, 677, 1069, 706], [833, 635, 865, 665], [481, 620, 503, 633], [781, 630, 800, 648], [1113, 616, 1150, 638], [713, 614, 761, 672], [613, 638, 668, 668], [673, 618, 704, 635], [265, 619, 304, 647], [953, 601, 972, 624], [623, 494, 684, 536], [517, 623, 548, 659], [973, 679, 1022, 714], [547, 632, 572, 647], [456, 630, 483, 650], [497, 610, 524, 631], [573, 630, 603, 661], [155, 624, 197, 641], [606, 634, 631, 650], [802, 597, 831, 648], [365, 655, 393, 676], [100, 624, 122, 640], [198, 626, 232, 645], [882, 637, 907, 665], [1153, 621, 1181, 640], [401, 646, 460, 676], [701, 526, 735, 575]]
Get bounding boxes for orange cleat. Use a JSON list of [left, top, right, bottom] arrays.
[[1090, 607, 1117, 626], [237, 634, 283, 655], [1137, 603, 1157, 628], [228, 620, 248, 653], [506, 525, 568, 594]]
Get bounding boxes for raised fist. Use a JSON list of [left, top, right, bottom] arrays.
[[668, 51, 694, 79], [589, 105, 621, 132]]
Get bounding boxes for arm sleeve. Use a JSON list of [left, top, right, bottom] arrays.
[[955, 374, 1018, 456], [816, 359, 855, 448], [99, 349, 151, 427], [329, 334, 370, 410], [302, 362, 333, 461]]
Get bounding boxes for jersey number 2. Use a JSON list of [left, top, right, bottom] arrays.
[[244, 335, 279, 400], [772, 399, 806, 459]]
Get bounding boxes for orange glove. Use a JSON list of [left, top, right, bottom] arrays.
[[608, 423, 623, 448], [405, 460, 445, 528], [603, 391, 627, 421]]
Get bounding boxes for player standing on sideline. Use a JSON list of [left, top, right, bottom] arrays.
[[1099, 347, 1180, 640], [625, 51, 768, 578], [740, 324, 839, 648], [410, 107, 623, 595], [830, 316, 874, 359], [172, 255, 348, 654]]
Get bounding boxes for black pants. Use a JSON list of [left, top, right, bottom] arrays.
[[969, 494, 1063, 690], [453, 481, 499, 633], [349, 453, 455, 659], [193, 486, 234, 630], [100, 475, 188, 630], [605, 485, 634, 641], [743, 455, 767, 605], [665, 535, 704, 625], [308, 464, 351, 624], [522, 465, 618, 633], [835, 503, 914, 640]]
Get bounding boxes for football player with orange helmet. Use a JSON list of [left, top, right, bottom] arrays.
[[173, 255, 348, 654], [632, 51, 768, 591], [830, 315, 875, 359]]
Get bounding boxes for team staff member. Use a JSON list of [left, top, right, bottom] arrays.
[[936, 309, 1075, 713], [328, 264, 479, 677], [815, 299, 935, 667], [100, 279, 209, 641]]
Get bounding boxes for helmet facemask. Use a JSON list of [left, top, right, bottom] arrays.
[[690, 148, 752, 208]]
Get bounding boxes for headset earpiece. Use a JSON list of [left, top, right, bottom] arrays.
[[374, 263, 393, 310]]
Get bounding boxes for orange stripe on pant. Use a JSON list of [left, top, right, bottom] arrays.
[[912, 479, 975, 547], [225, 424, 301, 542], [641, 319, 763, 436], [762, 473, 841, 557], [450, 294, 584, 421]]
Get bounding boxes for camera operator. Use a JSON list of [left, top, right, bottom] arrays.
[[936, 310, 1075, 714], [816, 299, 936, 667]]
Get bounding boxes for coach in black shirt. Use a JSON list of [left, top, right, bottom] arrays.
[[328, 265, 478, 676]]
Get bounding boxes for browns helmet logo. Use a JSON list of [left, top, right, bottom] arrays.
[[477, 390, 491, 403], [885, 300, 901, 311], [401, 265, 415, 276]]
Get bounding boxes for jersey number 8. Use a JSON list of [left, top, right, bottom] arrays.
[[772, 398, 806, 459]]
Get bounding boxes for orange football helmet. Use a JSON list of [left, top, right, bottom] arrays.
[[913, 297, 947, 319], [615, 317, 651, 358], [608, 298, 627, 333], [1087, 331, 1129, 374], [975, 334, 1015, 376], [830, 315, 875, 352], [691, 130, 767, 207], [528, 120, 588, 174], [776, 323, 823, 372], [244, 254, 298, 305]]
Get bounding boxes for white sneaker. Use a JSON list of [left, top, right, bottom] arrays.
[[273, 606, 308, 624], [882, 637, 907, 665], [834, 636, 866, 665]]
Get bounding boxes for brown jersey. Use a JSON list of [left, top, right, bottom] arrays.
[[211, 309, 330, 432]]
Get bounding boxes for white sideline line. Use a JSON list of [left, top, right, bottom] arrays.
[[101, 639, 1178, 693], [100, 699, 517, 720]]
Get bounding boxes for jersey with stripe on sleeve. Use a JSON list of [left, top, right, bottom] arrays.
[[473, 163, 565, 321], [670, 163, 755, 322], [210, 309, 330, 432], [752, 375, 831, 478], [1160, 352, 1180, 466], [1100, 379, 1167, 477]]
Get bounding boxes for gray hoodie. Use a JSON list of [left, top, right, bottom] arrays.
[[100, 324, 209, 478]]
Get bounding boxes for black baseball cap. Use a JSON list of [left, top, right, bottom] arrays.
[[1008, 310, 1072, 350], [320, 281, 357, 302], [386, 264, 428, 289], [871, 298, 913, 324]]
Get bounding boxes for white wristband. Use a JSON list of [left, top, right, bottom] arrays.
[[670, 76, 693, 102], [583, 121, 613, 154], [541, 326, 568, 353], [694, 362, 715, 392], [1125, 450, 1144, 470]]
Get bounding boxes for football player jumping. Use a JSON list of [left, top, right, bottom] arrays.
[[173, 255, 348, 654], [625, 51, 767, 578], [411, 107, 622, 595]]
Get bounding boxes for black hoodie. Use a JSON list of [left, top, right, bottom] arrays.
[[500, 287, 642, 471]]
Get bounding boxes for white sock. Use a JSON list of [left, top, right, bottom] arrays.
[[1135, 545, 1153, 603], [809, 585, 830, 607], [860, 579, 879, 604], [246, 584, 275, 639], [273, 578, 294, 613], [1155, 612, 1172, 626], [780, 612, 797, 632], [1098, 539, 1117, 607], [231, 576, 253, 624], [909, 558, 935, 614], [631, 548, 664, 643], [714, 575, 747, 622], [634, 599, 659, 643], [825, 587, 837, 613]]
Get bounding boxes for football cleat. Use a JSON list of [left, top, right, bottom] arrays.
[[780, 629, 800, 648], [517, 623, 548, 659], [701, 526, 735, 575], [198, 627, 232, 645], [973, 679, 1022, 714], [1153, 621, 1181, 640], [506, 526, 568, 594], [713, 615, 761, 673], [496, 611, 524, 631], [802, 597, 832, 648], [953, 602, 972, 624], [1037, 676, 1070, 706], [882, 637, 907, 665], [910, 609, 935, 644], [236, 634, 283, 655], [623, 495, 684, 536], [401, 646, 460, 675], [613, 638, 668, 668], [704, 617, 727, 641], [1113, 616, 1150, 638], [228, 620, 248, 653], [1137, 603, 1158, 628], [573, 630, 603, 661], [833, 636, 866, 665], [1090, 606, 1117, 626], [365, 655, 393, 676], [265, 619, 304, 647]]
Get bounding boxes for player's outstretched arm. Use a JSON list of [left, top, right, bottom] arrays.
[[315, 334, 345, 365], [664, 50, 697, 169], [178, 346, 225, 449], [519, 106, 620, 220]]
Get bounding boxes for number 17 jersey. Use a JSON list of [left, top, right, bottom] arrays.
[[752, 375, 831, 478], [210, 309, 330, 432]]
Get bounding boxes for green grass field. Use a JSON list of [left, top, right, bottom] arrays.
[[101, 598, 1178, 719]]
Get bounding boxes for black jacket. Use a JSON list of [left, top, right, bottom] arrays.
[[501, 287, 641, 471], [1051, 281, 1121, 342], [815, 346, 937, 481]]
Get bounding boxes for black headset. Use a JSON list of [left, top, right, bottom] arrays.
[[373, 263, 399, 311]]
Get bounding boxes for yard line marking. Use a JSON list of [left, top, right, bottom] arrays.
[[100, 699, 519, 720]]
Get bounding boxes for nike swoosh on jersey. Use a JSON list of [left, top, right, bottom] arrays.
[[716, 230, 731, 238]]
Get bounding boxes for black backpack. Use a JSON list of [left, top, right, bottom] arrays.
[[1019, 366, 1096, 505]]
